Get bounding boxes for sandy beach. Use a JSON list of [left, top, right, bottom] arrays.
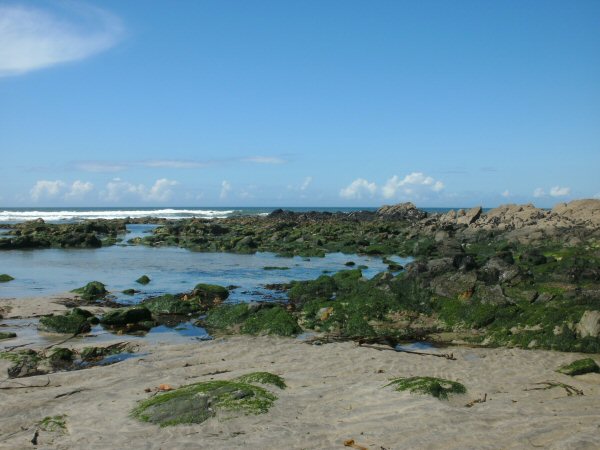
[[1, 298, 599, 450]]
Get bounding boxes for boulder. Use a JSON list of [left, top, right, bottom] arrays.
[[456, 206, 482, 225], [575, 310, 600, 338], [100, 306, 152, 327]]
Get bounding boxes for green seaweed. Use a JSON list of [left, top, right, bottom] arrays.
[[38, 415, 67, 432], [236, 372, 286, 389], [386, 376, 466, 400], [131, 380, 277, 427], [557, 358, 600, 376]]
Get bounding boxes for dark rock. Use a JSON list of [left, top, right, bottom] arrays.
[[100, 306, 152, 327], [136, 275, 151, 285], [38, 308, 94, 334]]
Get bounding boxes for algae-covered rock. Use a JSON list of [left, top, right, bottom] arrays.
[[142, 294, 198, 315], [241, 306, 301, 337], [136, 275, 151, 285], [100, 306, 152, 327], [132, 377, 280, 427], [48, 348, 75, 369], [0, 274, 14, 282], [192, 283, 229, 303], [0, 332, 16, 340], [386, 376, 466, 400], [122, 289, 137, 295], [0, 349, 43, 378], [236, 372, 286, 389], [71, 281, 107, 300], [38, 308, 94, 334], [557, 358, 600, 376]]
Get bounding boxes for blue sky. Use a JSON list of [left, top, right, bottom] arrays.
[[1, 0, 599, 208]]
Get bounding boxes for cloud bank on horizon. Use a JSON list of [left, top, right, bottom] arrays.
[[0, 1, 598, 207]]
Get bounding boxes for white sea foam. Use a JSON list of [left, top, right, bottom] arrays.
[[0, 209, 238, 222]]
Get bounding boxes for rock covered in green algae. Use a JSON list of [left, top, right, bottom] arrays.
[[203, 303, 301, 337], [386, 376, 466, 400], [0, 349, 43, 378], [136, 275, 151, 285], [100, 306, 152, 327], [192, 283, 230, 303], [71, 281, 108, 301], [0, 274, 14, 282], [0, 332, 16, 340], [38, 308, 96, 334], [0, 219, 126, 250], [132, 372, 283, 427], [142, 294, 199, 315], [557, 358, 600, 376]]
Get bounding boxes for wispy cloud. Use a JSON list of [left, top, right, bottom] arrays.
[[501, 190, 510, 198], [241, 156, 286, 164], [340, 178, 377, 200], [300, 176, 312, 191], [73, 156, 287, 172], [533, 187, 545, 198], [75, 161, 128, 173], [141, 160, 208, 169], [0, 3, 124, 77]]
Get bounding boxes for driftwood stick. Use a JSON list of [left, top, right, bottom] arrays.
[[465, 393, 487, 407], [525, 381, 583, 396], [358, 343, 456, 360]]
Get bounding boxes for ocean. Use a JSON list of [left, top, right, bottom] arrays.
[[0, 206, 457, 223]]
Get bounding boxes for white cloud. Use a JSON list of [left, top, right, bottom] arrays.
[[501, 190, 510, 198], [100, 178, 144, 202], [30, 180, 65, 201], [64, 180, 93, 199], [382, 172, 444, 199], [100, 178, 177, 202], [339, 178, 377, 200], [533, 188, 545, 198], [241, 156, 285, 164], [146, 178, 178, 202], [0, 4, 124, 77], [220, 180, 232, 199], [549, 186, 571, 197], [300, 176, 312, 191]]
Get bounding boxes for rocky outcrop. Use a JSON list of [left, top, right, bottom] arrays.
[[377, 202, 428, 221]]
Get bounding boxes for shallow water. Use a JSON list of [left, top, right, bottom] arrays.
[[0, 225, 410, 304]]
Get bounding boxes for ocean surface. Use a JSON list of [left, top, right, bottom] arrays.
[[0, 206, 458, 223]]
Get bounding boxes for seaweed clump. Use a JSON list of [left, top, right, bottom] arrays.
[[557, 358, 600, 376], [386, 376, 466, 400], [131, 372, 283, 427]]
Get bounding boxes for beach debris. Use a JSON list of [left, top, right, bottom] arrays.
[[157, 384, 173, 391], [465, 393, 487, 407], [132, 372, 284, 427], [556, 358, 600, 376], [343, 439, 368, 450], [385, 376, 466, 400], [525, 381, 583, 396]]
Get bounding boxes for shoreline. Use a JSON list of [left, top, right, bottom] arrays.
[[1, 330, 599, 449]]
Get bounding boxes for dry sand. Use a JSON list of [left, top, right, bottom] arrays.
[[1, 297, 600, 450]]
